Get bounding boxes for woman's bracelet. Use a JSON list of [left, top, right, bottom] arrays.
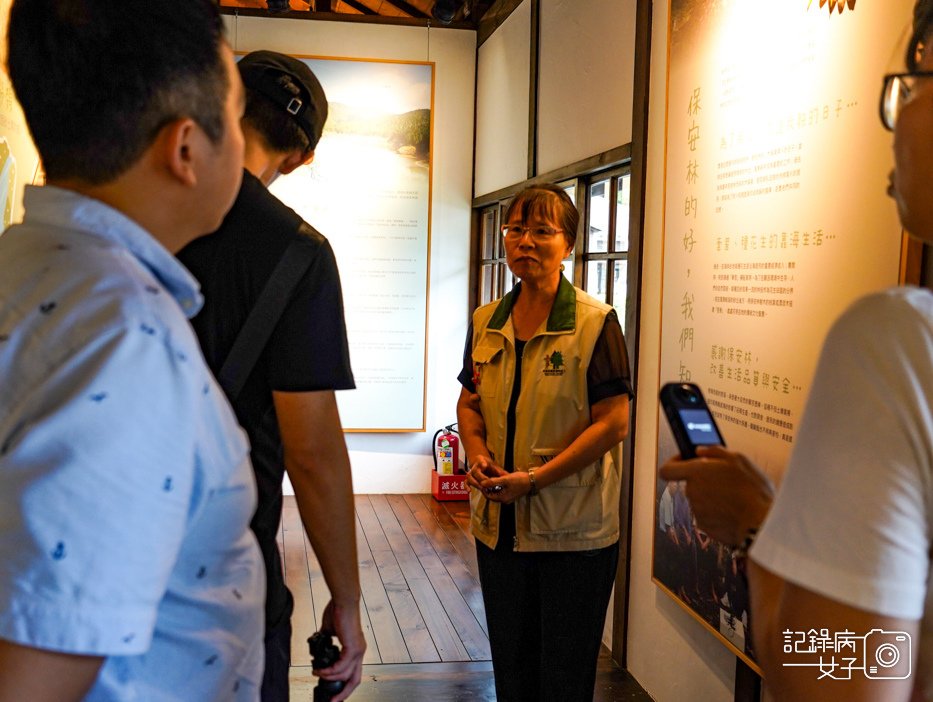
[[527, 468, 539, 496]]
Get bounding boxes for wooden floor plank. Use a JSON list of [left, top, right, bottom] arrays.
[[288, 661, 496, 701], [355, 495, 391, 553], [354, 511, 407, 664], [289, 648, 653, 701], [390, 496, 490, 659], [419, 494, 480, 581], [369, 495, 470, 662], [357, 496, 439, 663], [281, 495, 651, 701], [301, 526, 331, 634], [442, 498, 474, 539], [404, 495, 488, 637], [300, 516, 383, 666], [282, 502, 315, 666]]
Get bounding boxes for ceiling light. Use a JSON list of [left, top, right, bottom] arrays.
[[432, 0, 461, 24]]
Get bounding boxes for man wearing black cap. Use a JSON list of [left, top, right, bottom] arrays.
[[178, 51, 365, 701]]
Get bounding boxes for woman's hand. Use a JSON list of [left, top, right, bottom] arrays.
[[469, 462, 536, 505], [466, 455, 506, 491], [467, 456, 530, 503]]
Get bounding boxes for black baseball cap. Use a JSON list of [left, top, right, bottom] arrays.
[[237, 50, 328, 150]]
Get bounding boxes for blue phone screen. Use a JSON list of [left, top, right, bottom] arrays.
[[678, 408, 723, 446]]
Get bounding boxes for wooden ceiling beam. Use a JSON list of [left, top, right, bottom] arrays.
[[217, 0, 490, 28], [340, 0, 378, 14], [382, 0, 430, 19], [220, 5, 474, 27], [469, 0, 495, 24]]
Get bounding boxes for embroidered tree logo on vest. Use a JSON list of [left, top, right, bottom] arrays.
[[544, 350, 565, 376]]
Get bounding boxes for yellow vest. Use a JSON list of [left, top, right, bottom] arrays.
[[469, 276, 622, 552]]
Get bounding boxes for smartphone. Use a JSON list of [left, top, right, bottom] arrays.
[[659, 382, 725, 459]]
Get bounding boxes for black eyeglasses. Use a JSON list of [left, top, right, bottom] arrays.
[[500, 224, 563, 243], [880, 71, 933, 130]]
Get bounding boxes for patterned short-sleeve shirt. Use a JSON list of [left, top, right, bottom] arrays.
[[0, 186, 265, 701]]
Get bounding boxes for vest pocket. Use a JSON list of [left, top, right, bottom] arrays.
[[527, 450, 604, 535], [529, 474, 603, 535], [472, 343, 503, 398]]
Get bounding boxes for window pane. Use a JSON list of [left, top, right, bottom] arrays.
[[482, 209, 497, 259], [615, 175, 631, 252], [561, 181, 576, 205], [612, 259, 628, 322], [499, 263, 515, 295], [588, 178, 610, 253], [481, 263, 497, 305], [498, 205, 509, 257], [585, 260, 607, 301]]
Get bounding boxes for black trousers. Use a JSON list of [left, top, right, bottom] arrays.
[[261, 590, 294, 702], [476, 534, 619, 702]]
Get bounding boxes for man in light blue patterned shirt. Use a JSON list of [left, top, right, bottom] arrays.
[[0, 1, 265, 700]]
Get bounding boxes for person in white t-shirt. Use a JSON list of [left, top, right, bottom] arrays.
[[661, 2, 933, 699]]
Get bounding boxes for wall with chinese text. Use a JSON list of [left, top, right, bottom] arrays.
[[626, 1, 911, 700]]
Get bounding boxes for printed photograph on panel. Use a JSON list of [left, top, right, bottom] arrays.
[[268, 57, 434, 431]]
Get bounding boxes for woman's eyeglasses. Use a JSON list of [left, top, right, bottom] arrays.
[[880, 71, 933, 130], [501, 225, 563, 242]]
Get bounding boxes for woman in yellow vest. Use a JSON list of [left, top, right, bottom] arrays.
[[457, 184, 634, 701]]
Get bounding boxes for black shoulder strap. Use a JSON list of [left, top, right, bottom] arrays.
[[217, 224, 318, 402]]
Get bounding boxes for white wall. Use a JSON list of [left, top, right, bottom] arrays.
[[623, 1, 737, 700], [223, 15, 476, 494], [474, 0, 531, 196], [537, 0, 636, 174], [474, 0, 638, 194]]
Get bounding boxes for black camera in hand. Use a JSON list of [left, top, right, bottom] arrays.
[[308, 631, 345, 702]]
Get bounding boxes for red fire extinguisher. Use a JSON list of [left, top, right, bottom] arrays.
[[433, 425, 461, 475]]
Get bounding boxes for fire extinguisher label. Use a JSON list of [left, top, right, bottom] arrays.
[[438, 446, 454, 475]]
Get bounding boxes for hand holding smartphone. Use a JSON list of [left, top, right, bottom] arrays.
[[468, 456, 507, 495], [659, 382, 725, 459]]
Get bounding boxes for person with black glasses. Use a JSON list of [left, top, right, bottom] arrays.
[[456, 184, 634, 702], [661, 2, 933, 698]]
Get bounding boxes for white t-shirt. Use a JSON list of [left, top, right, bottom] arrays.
[[752, 286, 933, 692]]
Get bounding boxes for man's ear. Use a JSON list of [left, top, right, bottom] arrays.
[[158, 118, 200, 187], [277, 149, 315, 176]]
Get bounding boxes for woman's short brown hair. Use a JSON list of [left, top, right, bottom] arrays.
[[503, 184, 579, 248]]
